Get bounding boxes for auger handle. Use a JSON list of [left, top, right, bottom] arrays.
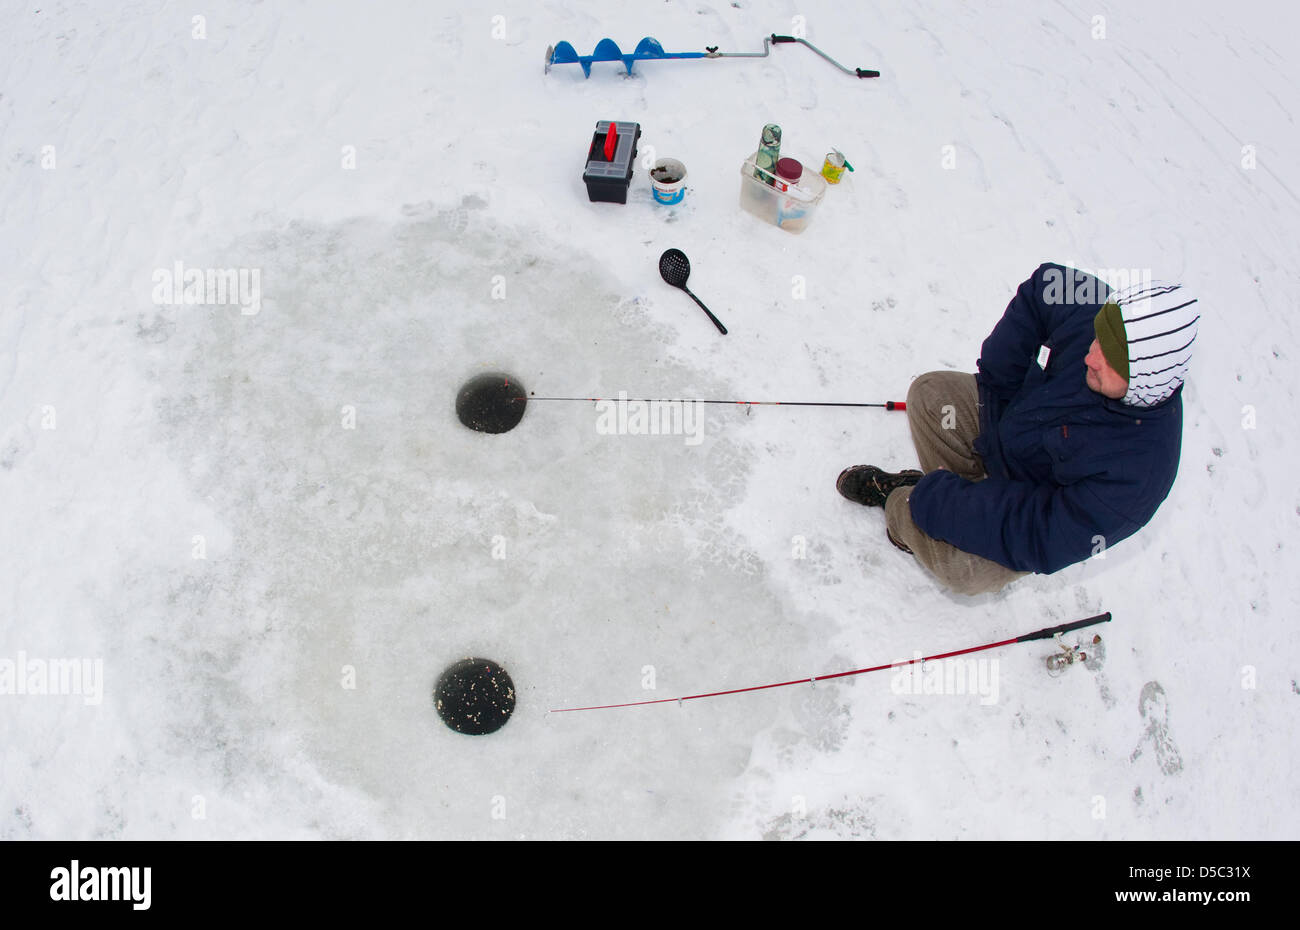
[[769, 34, 880, 78]]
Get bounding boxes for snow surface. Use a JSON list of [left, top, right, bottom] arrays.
[[1, 0, 1297, 840]]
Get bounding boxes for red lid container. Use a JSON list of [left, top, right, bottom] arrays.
[[776, 158, 803, 182]]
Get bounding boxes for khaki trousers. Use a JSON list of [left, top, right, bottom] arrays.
[[884, 371, 1029, 596]]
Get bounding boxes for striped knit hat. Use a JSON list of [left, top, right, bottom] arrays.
[[1094, 282, 1200, 408]]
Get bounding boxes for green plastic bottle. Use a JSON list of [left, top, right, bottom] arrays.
[[755, 124, 781, 186]]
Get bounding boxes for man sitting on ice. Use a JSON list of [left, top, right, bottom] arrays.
[[837, 263, 1200, 596]]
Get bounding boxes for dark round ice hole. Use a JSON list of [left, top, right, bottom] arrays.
[[456, 373, 526, 433], [434, 658, 516, 735]]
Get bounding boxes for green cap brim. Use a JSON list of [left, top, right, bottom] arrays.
[[1094, 302, 1129, 382]]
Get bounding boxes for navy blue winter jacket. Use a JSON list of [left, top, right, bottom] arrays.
[[908, 263, 1184, 574]]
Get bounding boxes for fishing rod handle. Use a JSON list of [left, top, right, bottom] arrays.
[[1018, 612, 1112, 642]]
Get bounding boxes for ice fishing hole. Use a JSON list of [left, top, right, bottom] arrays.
[[456, 373, 527, 433], [434, 658, 516, 735]]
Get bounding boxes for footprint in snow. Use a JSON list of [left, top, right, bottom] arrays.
[[1130, 681, 1183, 775]]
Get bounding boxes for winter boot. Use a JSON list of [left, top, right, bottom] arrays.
[[835, 465, 922, 508]]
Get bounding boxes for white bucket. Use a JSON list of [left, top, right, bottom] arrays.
[[650, 158, 688, 204]]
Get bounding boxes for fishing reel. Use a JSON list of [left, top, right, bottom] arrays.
[[1045, 632, 1101, 676]]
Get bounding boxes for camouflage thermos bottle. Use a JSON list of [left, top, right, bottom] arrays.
[[755, 124, 781, 185]]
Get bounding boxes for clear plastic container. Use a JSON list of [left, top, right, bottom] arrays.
[[739, 152, 827, 233]]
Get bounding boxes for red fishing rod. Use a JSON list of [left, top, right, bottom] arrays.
[[520, 395, 907, 410], [549, 613, 1111, 713]]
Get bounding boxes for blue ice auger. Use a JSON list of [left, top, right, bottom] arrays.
[[546, 37, 702, 77], [544, 34, 880, 79]]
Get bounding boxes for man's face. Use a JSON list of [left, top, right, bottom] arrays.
[[1085, 339, 1128, 399]]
